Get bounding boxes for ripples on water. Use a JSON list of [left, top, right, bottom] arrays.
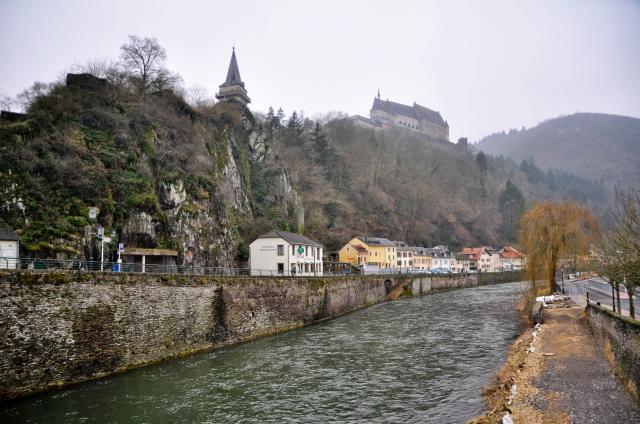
[[1, 282, 527, 423]]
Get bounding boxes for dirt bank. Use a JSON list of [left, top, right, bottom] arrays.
[[470, 305, 640, 423]]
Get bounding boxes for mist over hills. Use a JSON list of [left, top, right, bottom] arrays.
[[476, 112, 640, 190]]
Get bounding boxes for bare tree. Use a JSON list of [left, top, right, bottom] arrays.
[[187, 85, 216, 111], [16, 81, 53, 112], [611, 187, 640, 318], [120, 35, 170, 95], [0, 92, 15, 111]]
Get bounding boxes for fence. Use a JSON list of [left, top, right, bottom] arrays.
[[0, 257, 522, 279]]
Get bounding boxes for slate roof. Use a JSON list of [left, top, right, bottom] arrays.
[[256, 230, 322, 247], [371, 97, 447, 126], [0, 227, 19, 241], [220, 48, 245, 87], [426, 245, 452, 257], [357, 236, 395, 247], [412, 246, 429, 256]]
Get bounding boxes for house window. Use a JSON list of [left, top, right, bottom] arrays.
[[277, 263, 284, 274], [277, 245, 284, 256], [292, 245, 296, 255]]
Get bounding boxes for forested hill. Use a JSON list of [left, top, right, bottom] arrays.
[[0, 73, 610, 265], [271, 117, 607, 251], [476, 113, 640, 189]]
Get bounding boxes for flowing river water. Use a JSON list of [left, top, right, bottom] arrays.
[[1, 282, 527, 423]]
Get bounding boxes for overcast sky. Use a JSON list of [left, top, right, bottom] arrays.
[[1, 0, 639, 142]]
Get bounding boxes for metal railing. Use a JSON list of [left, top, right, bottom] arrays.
[[0, 257, 517, 279]]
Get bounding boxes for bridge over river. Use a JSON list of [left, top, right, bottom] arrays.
[[1, 275, 526, 423]]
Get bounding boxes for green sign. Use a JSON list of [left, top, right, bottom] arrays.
[[298, 246, 305, 254]]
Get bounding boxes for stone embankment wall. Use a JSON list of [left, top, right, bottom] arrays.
[[0, 271, 511, 399], [586, 303, 640, 404]]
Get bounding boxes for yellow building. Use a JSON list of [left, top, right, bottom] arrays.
[[338, 237, 397, 269]]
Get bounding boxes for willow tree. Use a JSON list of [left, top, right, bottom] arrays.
[[519, 201, 600, 292]]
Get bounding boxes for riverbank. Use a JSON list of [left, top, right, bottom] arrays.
[[0, 270, 518, 400], [1, 282, 527, 423], [470, 304, 640, 423]]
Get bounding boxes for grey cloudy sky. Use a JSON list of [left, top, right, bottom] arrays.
[[1, 0, 639, 142]]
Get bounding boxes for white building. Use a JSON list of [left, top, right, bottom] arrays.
[[0, 228, 19, 269], [487, 248, 502, 272], [249, 230, 323, 276], [498, 246, 525, 271], [428, 245, 456, 272]]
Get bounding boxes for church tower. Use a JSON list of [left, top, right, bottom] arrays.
[[216, 47, 251, 106]]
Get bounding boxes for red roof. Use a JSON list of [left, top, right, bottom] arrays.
[[461, 247, 485, 260], [500, 246, 523, 259]]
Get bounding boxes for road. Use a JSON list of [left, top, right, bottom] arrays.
[[564, 277, 638, 317]]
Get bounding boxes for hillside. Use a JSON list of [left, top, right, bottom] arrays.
[[270, 118, 606, 252], [476, 113, 640, 188], [0, 74, 304, 267], [0, 74, 611, 265]]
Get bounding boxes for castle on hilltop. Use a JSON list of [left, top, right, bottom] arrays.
[[351, 90, 449, 141], [216, 47, 250, 106]]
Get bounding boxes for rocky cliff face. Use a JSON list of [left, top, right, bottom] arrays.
[[0, 75, 305, 267]]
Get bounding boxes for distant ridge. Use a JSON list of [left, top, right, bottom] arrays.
[[476, 112, 640, 188]]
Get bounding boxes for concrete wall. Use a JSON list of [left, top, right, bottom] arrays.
[[0, 271, 510, 399], [586, 304, 640, 404]]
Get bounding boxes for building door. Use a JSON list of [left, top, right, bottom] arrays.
[[277, 263, 284, 275]]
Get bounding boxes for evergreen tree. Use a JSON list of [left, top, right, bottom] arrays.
[[520, 159, 545, 184], [476, 151, 488, 172], [498, 180, 526, 242], [265, 106, 275, 128], [287, 110, 303, 135], [312, 122, 330, 162]]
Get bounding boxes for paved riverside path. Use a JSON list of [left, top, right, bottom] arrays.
[[532, 306, 640, 423]]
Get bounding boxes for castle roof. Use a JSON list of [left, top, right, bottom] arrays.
[[371, 97, 447, 127], [221, 48, 244, 88]]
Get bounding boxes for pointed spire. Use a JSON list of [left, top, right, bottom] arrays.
[[225, 48, 242, 84], [377, 86, 381, 99], [217, 46, 250, 105]]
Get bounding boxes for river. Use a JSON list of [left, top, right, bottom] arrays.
[[1, 281, 527, 423]]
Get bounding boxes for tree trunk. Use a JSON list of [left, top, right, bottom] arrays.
[[612, 283, 616, 313], [629, 292, 635, 320], [616, 282, 621, 314]]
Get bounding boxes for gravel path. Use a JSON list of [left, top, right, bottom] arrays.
[[533, 307, 640, 423]]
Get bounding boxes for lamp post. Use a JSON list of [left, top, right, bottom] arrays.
[[88, 207, 98, 271]]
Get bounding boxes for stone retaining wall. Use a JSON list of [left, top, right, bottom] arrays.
[[0, 271, 509, 399], [586, 303, 640, 404]]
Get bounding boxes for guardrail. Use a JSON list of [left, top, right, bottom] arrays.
[[0, 257, 517, 279]]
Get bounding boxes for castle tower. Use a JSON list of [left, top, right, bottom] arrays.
[[216, 47, 251, 106]]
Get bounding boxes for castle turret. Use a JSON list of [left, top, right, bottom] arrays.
[[216, 47, 251, 106]]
